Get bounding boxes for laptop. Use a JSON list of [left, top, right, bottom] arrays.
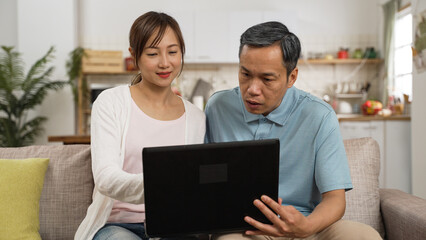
[[142, 139, 280, 238]]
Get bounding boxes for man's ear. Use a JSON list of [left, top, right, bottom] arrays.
[[287, 67, 298, 88]]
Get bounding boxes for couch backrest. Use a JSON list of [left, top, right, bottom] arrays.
[[0, 144, 93, 240], [343, 137, 385, 238], [0, 138, 385, 239]]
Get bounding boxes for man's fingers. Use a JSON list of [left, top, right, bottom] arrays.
[[244, 229, 263, 235], [253, 198, 287, 228], [260, 195, 292, 223], [244, 216, 282, 236]]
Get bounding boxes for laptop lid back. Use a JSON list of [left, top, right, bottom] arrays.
[[142, 139, 279, 237]]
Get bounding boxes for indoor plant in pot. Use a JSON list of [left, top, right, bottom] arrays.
[[0, 46, 67, 147], [65, 46, 86, 103]]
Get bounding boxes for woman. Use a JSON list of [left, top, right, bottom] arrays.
[[75, 11, 206, 240]]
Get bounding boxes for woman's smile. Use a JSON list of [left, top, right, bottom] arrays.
[[157, 71, 171, 78]]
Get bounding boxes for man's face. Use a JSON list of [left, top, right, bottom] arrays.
[[239, 44, 298, 116]]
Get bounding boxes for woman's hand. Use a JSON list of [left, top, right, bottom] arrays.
[[244, 195, 314, 238]]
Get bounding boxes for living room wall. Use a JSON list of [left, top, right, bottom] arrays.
[[0, 0, 77, 145], [0, 1, 17, 47], [411, 0, 426, 199]]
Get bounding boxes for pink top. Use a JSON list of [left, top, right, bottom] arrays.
[[107, 98, 186, 223]]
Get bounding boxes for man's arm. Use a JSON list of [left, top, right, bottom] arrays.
[[244, 189, 345, 238], [306, 189, 345, 233]]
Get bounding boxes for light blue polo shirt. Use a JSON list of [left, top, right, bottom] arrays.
[[204, 86, 352, 216]]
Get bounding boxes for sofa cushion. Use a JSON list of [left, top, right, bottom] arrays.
[[342, 137, 385, 238], [0, 158, 49, 240], [0, 145, 93, 240]]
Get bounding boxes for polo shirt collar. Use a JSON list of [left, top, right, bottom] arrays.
[[240, 86, 299, 126]]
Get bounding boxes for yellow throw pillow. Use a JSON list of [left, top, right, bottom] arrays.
[[0, 158, 49, 240]]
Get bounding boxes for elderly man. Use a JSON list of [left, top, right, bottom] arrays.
[[205, 21, 381, 240]]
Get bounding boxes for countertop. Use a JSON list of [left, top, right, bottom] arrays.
[[337, 114, 411, 122], [48, 114, 410, 144]]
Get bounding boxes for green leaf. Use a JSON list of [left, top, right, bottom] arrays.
[[0, 117, 19, 147], [19, 116, 47, 146], [23, 46, 55, 91]]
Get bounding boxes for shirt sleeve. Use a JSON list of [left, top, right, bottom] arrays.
[[204, 99, 213, 143], [314, 111, 353, 193], [90, 90, 144, 204]]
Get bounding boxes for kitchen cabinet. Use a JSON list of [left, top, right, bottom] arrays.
[[174, 11, 301, 63], [227, 11, 263, 62], [173, 10, 384, 64], [339, 118, 411, 193], [170, 11, 195, 61], [194, 11, 229, 63], [385, 121, 411, 193], [173, 11, 231, 63]]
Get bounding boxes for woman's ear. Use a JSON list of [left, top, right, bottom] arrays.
[[129, 47, 134, 58]]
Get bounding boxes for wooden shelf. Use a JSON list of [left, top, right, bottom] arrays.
[[48, 135, 90, 144], [336, 93, 365, 98], [83, 71, 138, 75], [76, 71, 137, 135], [299, 58, 383, 64]]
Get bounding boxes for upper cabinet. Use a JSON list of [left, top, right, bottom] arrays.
[[173, 11, 230, 63], [194, 11, 230, 63], [227, 11, 263, 62], [171, 11, 196, 61], [170, 11, 382, 64], [173, 11, 283, 63]]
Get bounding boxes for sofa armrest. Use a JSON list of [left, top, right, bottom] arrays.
[[380, 188, 426, 240]]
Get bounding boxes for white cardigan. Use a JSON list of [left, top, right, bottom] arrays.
[[75, 85, 206, 240]]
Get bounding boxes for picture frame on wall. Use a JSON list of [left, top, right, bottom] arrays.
[[413, 9, 426, 73]]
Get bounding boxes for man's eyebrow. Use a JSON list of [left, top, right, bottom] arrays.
[[263, 72, 278, 77], [240, 66, 250, 72], [241, 66, 278, 77]]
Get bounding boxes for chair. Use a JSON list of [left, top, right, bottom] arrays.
[[343, 137, 426, 239]]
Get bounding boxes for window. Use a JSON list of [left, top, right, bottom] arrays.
[[393, 6, 412, 101]]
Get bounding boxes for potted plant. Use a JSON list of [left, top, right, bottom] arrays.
[[0, 46, 67, 147], [65, 46, 86, 102]]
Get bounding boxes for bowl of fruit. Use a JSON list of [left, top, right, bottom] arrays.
[[361, 100, 382, 115]]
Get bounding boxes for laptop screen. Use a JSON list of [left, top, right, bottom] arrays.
[[142, 139, 280, 237]]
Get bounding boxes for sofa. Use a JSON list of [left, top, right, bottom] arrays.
[[0, 137, 425, 239]]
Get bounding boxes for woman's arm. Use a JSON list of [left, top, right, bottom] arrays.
[[90, 89, 144, 204]]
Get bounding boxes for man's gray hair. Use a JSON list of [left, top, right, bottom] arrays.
[[239, 21, 301, 76]]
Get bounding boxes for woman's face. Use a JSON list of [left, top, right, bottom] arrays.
[[138, 27, 182, 88]]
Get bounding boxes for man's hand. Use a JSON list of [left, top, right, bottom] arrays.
[[244, 190, 345, 238], [244, 195, 314, 238]]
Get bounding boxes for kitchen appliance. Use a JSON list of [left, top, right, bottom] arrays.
[[90, 83, 119, 104], [337, 100, 353, 114], [190, 78, 213, 103], [338, 48, 349, 59], [336, 94, 364, 114]]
